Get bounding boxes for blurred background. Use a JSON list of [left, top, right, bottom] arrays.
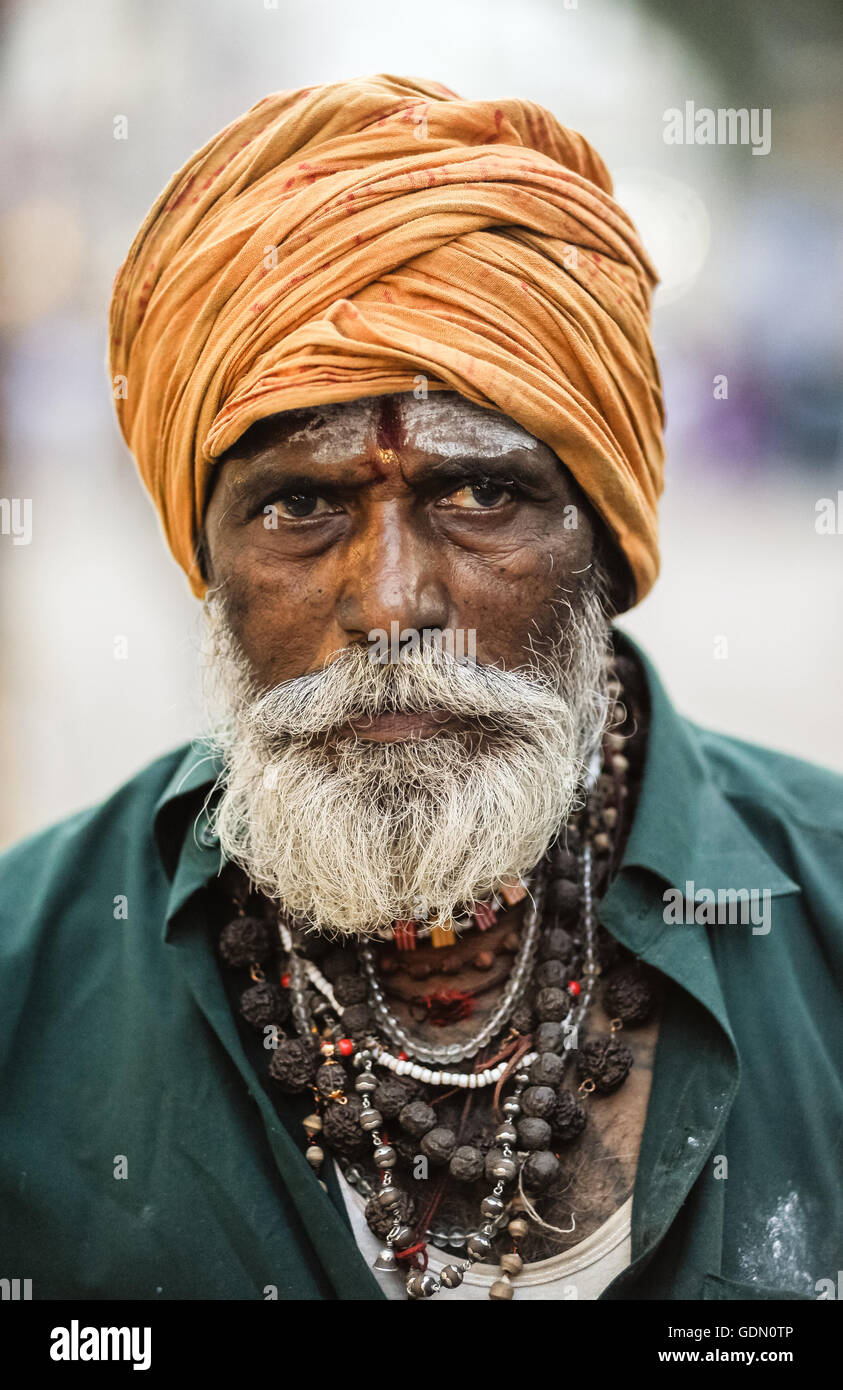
[[1, 0, 841, 846]]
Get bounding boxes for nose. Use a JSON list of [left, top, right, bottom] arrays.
[[335, 503, 451, 644]]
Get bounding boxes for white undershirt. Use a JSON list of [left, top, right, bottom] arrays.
[[336, 1164, 632, 1301]]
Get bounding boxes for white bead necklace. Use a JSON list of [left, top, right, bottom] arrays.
[[369, 1042, 539, 1090]]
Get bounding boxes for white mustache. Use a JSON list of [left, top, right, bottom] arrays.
[[247, 642, 576, 743]]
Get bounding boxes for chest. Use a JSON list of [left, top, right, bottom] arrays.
[[370, 913, 660, 1262]]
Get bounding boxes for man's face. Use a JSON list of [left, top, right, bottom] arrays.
[[203, 392, 599, 699], [201, 391, 612, 936]]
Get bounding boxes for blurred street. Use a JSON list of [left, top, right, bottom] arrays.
[[1, 0, 841, 845]]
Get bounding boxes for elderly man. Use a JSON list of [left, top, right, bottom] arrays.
[[0, 76, 840, 1304]]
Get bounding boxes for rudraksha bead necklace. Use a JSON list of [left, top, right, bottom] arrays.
[[216, 658, 659, 1300]]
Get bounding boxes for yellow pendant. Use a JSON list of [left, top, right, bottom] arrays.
[[430, 918, 456, 948], [499, 878, 527, 907]]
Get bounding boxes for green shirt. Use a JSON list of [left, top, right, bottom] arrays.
[[1, 637, 840, 1301]]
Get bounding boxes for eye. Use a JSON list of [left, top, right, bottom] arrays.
[[264, 492, 338, 521], [441, 478, 517, 510]]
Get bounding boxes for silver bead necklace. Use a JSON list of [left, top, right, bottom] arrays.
[[356, 871, 546, 1065]]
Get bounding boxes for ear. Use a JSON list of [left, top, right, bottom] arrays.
[[594, 526, 635, 618], [194, 530, 212, 586], [563, 474, 634, 618]]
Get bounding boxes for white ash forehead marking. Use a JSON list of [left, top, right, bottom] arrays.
[[280, 394, 540, 463], [736, 1190, 815, 1295], [282, 404, 372, 464], [407, 395, 540, 458]]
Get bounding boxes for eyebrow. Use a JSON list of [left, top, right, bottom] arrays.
[[229, 447, 558, 498], [407, 451, 555, 488]]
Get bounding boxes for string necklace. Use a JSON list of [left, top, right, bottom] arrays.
[[215, 653, 659, 1300]]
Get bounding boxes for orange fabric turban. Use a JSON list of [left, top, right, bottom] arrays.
[[109, 74, 664, 605]]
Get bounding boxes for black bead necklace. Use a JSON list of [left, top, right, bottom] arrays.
[[216, 657, 659, 1300]]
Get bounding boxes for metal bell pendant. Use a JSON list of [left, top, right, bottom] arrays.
[[373, 1247, 399, 1272]]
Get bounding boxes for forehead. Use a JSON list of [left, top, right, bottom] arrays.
[[226, 391, 543, 464]]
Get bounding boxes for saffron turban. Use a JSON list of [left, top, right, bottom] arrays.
[[109, 74, 664, 605]]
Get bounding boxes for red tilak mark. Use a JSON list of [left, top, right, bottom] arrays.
[[376, 395, 406, 456]]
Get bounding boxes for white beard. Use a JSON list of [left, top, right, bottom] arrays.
[[203, 591, 611, 938]]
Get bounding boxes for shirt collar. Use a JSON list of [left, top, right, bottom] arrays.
[[598, 630, 799, 1062], [153, 741, 225, 935], [153, 741, 222, 861], [614, 631, 799, 903]]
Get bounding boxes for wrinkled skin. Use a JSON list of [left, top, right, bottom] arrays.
[[202, 391, 613, 710]]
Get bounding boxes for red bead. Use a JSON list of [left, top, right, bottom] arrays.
[[398, 1051, 408, 1062], [337, 1038, 354, 1056], [473, 900, 497, 932], [568, 980, 581, 996], [281, 973, 291, 988], [393, 921, 417, 951]]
